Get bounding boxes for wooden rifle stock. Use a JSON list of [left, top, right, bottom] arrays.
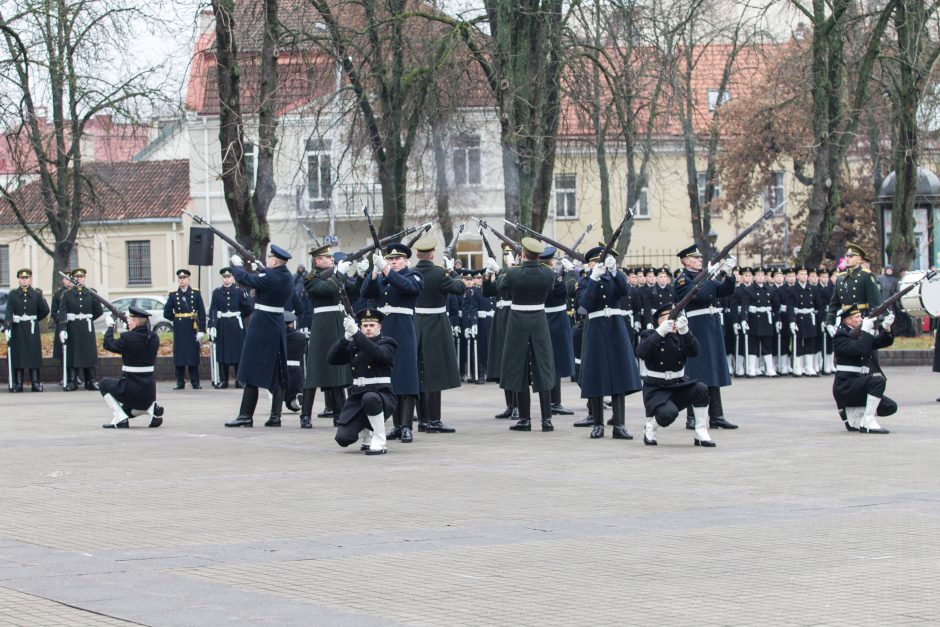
[[58, 271, 128, 324], [503, 219, 586, 263], [474, 218, 521, 256]]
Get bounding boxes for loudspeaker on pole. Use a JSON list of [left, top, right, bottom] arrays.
[[188, 227, 214, 266]]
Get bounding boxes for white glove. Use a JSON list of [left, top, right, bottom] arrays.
[[733, 322, 740, 333], [4, 329, 10, 341], [676, 316, 689, 335], [655, 319, 675, 337], [821, 321, 827, 333], [706, 262, 719, 275], [343, 315, 358, 339], [505, 252, 515, 266], [485, 257, 501, 275], [721, 255, 736, 274], [826, 324, 836, 337], [471, 324, 478, 337], [356, 258, 370, 276], [194, 332, 203, 342], [249, 260, 264, 272], [604, 255, 616, 272], [104, 314, 115, 328], [740, 320, 750, 332], [453, 325, 461, 338], [464, 327, 472, 339], [301, 327, 310, 338], [646, 323, 653, 330], [861, 317, 876, 334], [789, 322, 798, 334], [882, 311, 895, 332], [444, 257, 455, 271], [633, 321, 641, 332], [775, 321, 782, 331], [372, 251, 386, 273], [230, 254, 243, 267], [59, 330, 68, 343], [336, 260, 352, 276], [208, 327, 217, 340], [561, 258, 574, 272], [590, 264, 605, 281]]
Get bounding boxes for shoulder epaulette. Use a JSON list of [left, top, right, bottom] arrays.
[[192, 287, 200, 291]]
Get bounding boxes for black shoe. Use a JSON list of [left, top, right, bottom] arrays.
[[476, 378, 487, 385], [606, 417, 614, 426], [709, 416, 738, 429], [694, 438, 717, 447], [13, 383, 23, 393], [611, 425, 633, 440], [64, 382, 78, 392], [212, 381, 228, 389], [235, 381, 245, 389], [859, 426, 890, 434], [364, 448, 387, 455], [541, 419, 554, 432], [84, 381, 99, 391], [550, 404, 574, 416], [317, 410, 336, 419], [573, 416, 594, 427], [387, 426, 402, 440], [426, 420, 456, 433], [685, 416, 695, 430], [839, 408, 858, 432], [31, 383, 43, 392], [225, 415, 253, 427], [103, 419, 129, 429], [174, 381, 185, 390], [494, 406, 514, 419], [509, 419, 531, 432], [417, 421, 428, 432], [644, 436, 657, 446], [400, 427, 413, 443], [191, 381, 202, 390], [153, 404, 164, 417], [300, 415, 312, 429], [590, 425, 604, 439], [149, 417, 163, 428], [264, 416, 281, 427]]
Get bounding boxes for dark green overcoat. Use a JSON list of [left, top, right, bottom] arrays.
[[497, 261, 556, 393], [303, 269, 353, 389]]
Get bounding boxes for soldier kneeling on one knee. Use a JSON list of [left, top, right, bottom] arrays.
[[99, 306, 163, 429]]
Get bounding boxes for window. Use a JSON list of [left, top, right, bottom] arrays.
[[697, 172, 721, 216], [630, 182, 650, 218], [456, 239, 483, 272], [306, 138, 332, 211], [0, 245, 8, 287], [68, 247, 78, 270], [762, 171, 785, 211], [244, 142, 258, 193], [453, 135, 481, 186], [126, 240, 151, 286], [554, 173, 577, 219], [708, 89, 730, 112]]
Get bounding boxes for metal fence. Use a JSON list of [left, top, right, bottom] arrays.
[[295, 183, 383, 219], [620, 247, 675, 271]]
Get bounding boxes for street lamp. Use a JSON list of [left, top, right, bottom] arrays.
[[706, 229, 718, 259]]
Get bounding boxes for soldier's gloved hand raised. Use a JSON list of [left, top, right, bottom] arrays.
[[882, 311, 895, 332], [485, 257, 501, 275], [721, 255, 736, 274], [444, 257, 455, 271], [371, 251, 386, 273], [249, 260, 264, 272], [356, 258, 370, 276], [655, 319, 675, 337], [775, 321, 782, 331], [230, 254, 243, 267], [561, 258, 575, 272], [789, 322, 798, 334], [335, 260, 352, 276], [504, 251, 515, 266], [826, 323, 836, 337], [589, 264, 605, 281], [604, 255, 617, 272], [676, 316, 689, 335], [59, 330, 68, 343], [740, 320, 750, 332], [207, 327, 217, 340], [861, 316, 877, 334], [104, 314, 115, 328], [343, 315, 358, 340]]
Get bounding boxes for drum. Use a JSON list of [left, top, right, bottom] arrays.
[[899, 271, 940, 318]]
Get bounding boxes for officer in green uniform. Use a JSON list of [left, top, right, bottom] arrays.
[[826, 243, 882, 330], [5, 269, 50, 391]]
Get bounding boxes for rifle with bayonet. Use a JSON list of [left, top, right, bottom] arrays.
[[404, 221, 434, 248], [58, 271, 128, 325], [182, 210, 260, 268], [363, 205, 383, 250], [503, 219, 588, 263], [445, 223, 465, 259], [570, 222, 594, 251], [478, 225, 497, 261], [597, 210, 634, 263], [668, 207, 778, 320], [303, 224, 321, 246], [473, 218, 521, 256], [849, 269, 938, 337]]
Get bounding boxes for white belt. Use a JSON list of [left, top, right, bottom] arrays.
[[254, 304, 284, 314], [379, 305, 414, 316], [748, 305, 773, 324], [645, 368, 685, 380], [794, 307, 817, 325], [353, 376, 391, 386], [477, 310, 494, 318], [216, 310, 244, 329], [587, 307, 625, 319], [67, 312, 94, 332], [496, 300, 511, 308], [286, 360, 301, 367], [686, 306, 720, 318], [574, 357, 581, 365], [122, 365, 154, 373], [836, 365, 870, 374], [545, 304, 568, 314], [511, 304, 545, 311], [12, 314, 38, 333], [313, 304, 345, 314], [415, 306, 447, 315]]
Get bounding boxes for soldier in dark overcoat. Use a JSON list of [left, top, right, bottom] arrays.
[[542, 248, 576, 416], [163, 269, 206, 389], [263, 311, 308, 427], [817, 267, 835, 373], [208, 267, 252, 389], [224, 245, 295, 427], [99, 306, 163, 429], [744, 267, 780, 377], [832, 304, 896, 433], [496, 237, 556, 432], [412, 237, 464, 433], [731, 267, 752, 376], [577, 245, 642, 439], [361, 242, 422, 443], [826, 243, 883, 383], [298, 244, 354, 429], [328, 308, 398, 455], [49, 273, 71, 364], [457, 271, 479, 381], [673, 245, 738, 430], [787, 266, 820, 376], [473, 273, 493, 384], [57, 268, 103, 391], [5, 269, 49, 391], [483, 245, 516, 418], [635, 304, 713, 446]]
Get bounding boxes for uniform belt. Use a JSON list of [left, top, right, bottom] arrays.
[[353, 376, 391, 386], [510, 304, 545, 311], [286, 360, 301, 367], [254, 304, 284, 314], [175, 312, 196, 318], [122, 365, 154, 373], [379, 305, 414, 316], [793, 308, 815, 314], [686, 306, 720, 318], [496, 300, 512, 308], [313, 304, 345, 314], [574, 357, 581, 365], [587, 307, 625, 319], [414, 306, 447, 315], [836, 365, 870, 374], [545, 304, 568, 314], [747, 305, 773, 324], [216, 310, 243, 329], [66, 312, 94, 332], [644, 368, 685, 380], [12, 314, 38, 333], [477, 310, 494, 318]]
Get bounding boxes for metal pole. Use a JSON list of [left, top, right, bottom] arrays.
[[6, 333, 12, 392], [61, 338, 68, 389], [472, 334, 478, 382]]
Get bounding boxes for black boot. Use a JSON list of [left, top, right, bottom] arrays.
[[13, 369, 23, 393], [29, 369, 42, 392], [174, 367, 185, 390], [539, 390, 554, 431], [265, 389, 283, 427], [590, 398, 604, 438], [708, 387, 738, 429], [417, 392, 429, 432], [318, 387, 336, 418], [83, 368, 98, 391], [550, 381, 573, 414], [299, 388, 315, 429], [213, 364, 229, 389], [190, 366, 201, 390], [610, 394, 633, 440], [388, 396, 404, 440], [399, 396, 415, 443], [226, 386, 258, 427], [495, 389, 515, 418], [511, 390, 532, 431], [149, 404, 165, 428], [686, 407, 695, 430], [64, 368, 78, 392]]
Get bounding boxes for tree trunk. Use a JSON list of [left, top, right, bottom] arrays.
[[431, 122, 453, 244]]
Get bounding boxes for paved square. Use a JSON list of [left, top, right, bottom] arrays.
[[0, 366, 938, 625]]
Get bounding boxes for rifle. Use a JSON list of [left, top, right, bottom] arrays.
[[58, 271, 128, 325], [598, 210, 634, 263], [363, 205, 383, 250], [667, 206, 778, 320], [182, 210, 259, 268], [570, 222, 595, 251], [503, 219, 587, 263], [478, 225, 497, 261], [445, 223, 465, 259], [404, 221, 434, 248], [850, 269, 937, 337], [303, 224, 321, 247], [474, 218, 521, 256]]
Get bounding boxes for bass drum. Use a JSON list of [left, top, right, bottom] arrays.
[[899, 271, 940, 318]]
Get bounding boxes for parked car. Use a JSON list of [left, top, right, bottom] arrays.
[[0, 288, 8, 330], [92, 295, 172, 334]]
